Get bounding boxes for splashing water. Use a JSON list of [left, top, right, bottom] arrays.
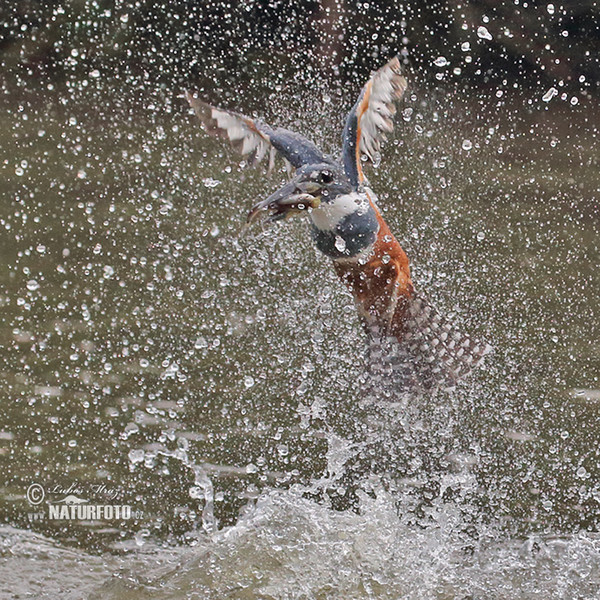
[[3, 483, 600, 599], [2, 2, 599, 598]]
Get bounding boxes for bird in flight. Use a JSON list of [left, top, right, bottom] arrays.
[[187, 57, 491, 392]]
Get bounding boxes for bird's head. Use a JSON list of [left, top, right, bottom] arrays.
[[247, 163, 352, 225]]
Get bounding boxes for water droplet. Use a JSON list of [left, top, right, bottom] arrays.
[[547, 3, 555, 14], [477, 26, 493, 40], [244, 376, 255, 388], [477, 231, 485, 241], [433, 56, 448, 67], [128, 449, 145, 464], [542, 87, 558, 102], [121, 423, 139, 440], [26, 280, 39, 291], [194, 336, 208, 349], [202, 177, 221, 188], [133, 530, 150, 548], [381, 254, 391, 264], [334, 236, 346, 253], [277, 444, 289, 457], [462, 139, 473, 151], [189, 486, 203, 499]]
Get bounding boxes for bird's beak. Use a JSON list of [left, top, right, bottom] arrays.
[[247, 180, 321, 225]]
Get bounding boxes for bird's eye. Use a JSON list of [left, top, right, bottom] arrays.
[[319, 170, 334, 185]]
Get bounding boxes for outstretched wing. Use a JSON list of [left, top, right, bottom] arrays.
[[341, 57, 408, 188], [186, 93, 327, 171]]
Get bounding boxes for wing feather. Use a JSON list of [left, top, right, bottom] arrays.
[[186, 94, 271, 164], [342, 57, 408, 187], [186, 92, 327, 170]]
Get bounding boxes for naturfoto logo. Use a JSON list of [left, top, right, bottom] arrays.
[[26, 482, 141, 521]]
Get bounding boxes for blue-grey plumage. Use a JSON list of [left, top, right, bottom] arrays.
[[309, 192, 379, 259], [310, 211, 378, 259], [185, 92, 329, 170]]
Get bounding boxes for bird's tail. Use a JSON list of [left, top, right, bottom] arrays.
[[367, 292, 492, 392]]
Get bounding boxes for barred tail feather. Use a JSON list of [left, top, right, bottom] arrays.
[[367, 293, 492, 392]]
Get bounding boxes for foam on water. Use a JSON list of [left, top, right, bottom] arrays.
[[3, 482, 600, 599], [95, 488, 600, 599]]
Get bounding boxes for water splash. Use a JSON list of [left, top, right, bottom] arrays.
[[80, 485, 600, 599]]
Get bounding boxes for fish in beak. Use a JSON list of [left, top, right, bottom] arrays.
[[246, 179, 322, 225]]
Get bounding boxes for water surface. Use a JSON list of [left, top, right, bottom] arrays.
[[1, 80, 599, 598]]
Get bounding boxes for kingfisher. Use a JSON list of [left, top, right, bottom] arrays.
[[187, 57, 490, 391]]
